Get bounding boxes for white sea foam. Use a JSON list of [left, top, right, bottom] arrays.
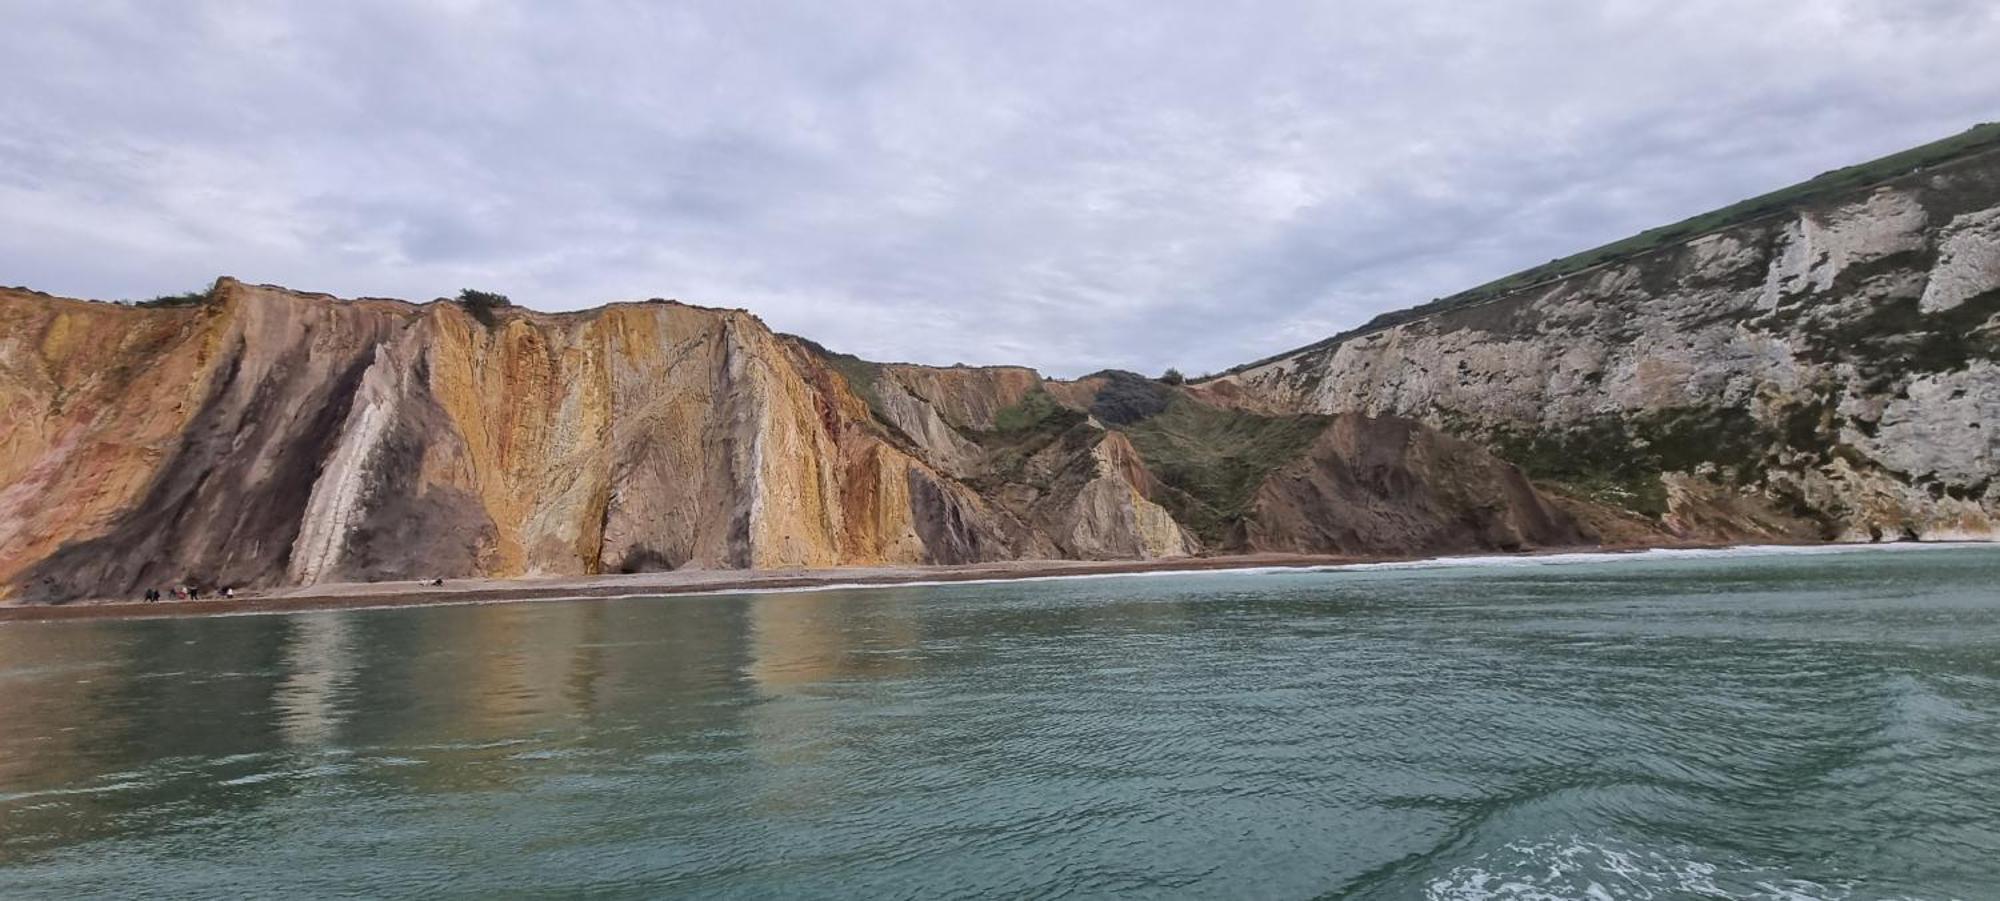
[[0, 780, 149, 805], [217, 770, 290, 787], [1423, 835, 1861, 900], [1305, 541, 1996, 576]]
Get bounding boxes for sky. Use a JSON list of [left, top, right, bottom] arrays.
[[3, 1, 1997, 377]]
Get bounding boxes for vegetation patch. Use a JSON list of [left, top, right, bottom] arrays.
[[829, 354, 888, 417], [966, 389, 1091, 490], [1083, 370, 1173, 425], [785, 336, 890, 418], [456, 288, 513, 327], [135, 287, 212, 308], [1117, 396, 1330, 546], [1485, 407, 1779, 519], [1798, 290, 2000, 388], [991, 389, 1071, 433]]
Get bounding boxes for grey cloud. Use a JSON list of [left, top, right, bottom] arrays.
[[3, 0, 1998, 375]]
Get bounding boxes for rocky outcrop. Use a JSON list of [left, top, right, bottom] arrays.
[[1209, 143, 2000, 543], [878, 364, 1041, 431], [1247, 415, 1585, 555], [0, 282, 1049, 600]]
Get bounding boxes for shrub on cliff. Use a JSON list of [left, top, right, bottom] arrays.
[[456, 288, 513, 326], [1086, 370, 1172, 425], [135, 285, 213, 308], [1159, 368, 1185, 385]]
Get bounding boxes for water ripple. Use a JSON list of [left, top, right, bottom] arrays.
[[0, 545, 1998, 897]]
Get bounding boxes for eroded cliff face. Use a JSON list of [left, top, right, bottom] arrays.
[[0, 278, 1585, 601], [1209, 150, 2000, 543], [1248, 415, 1585, 555], [0, 283, 977, 599]]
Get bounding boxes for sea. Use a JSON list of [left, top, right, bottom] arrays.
[[3, 543, 1998, 898]]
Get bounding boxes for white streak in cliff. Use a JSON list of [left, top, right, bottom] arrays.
[[287, 344, 401, 585]]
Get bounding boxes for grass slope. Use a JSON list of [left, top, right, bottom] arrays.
[[1118, 395, 1330, 546], [965, 389, 1092, 491], [977, 375, 1331, 546]]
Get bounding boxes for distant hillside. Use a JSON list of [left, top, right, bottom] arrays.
[[1211, 123, 2000, 545], [1216, 121, 2000, 379]]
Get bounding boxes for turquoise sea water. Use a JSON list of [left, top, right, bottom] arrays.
[[3, 545, 1999, 898]]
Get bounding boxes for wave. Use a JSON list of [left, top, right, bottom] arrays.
[[1306, 541, 1997, 576], [1421, 835, 1865, 901]]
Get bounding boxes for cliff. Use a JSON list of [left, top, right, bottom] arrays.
[[0, 281, 1576, 601], [1206, 126, 2000, 543], [11, 125, 1996, 601]]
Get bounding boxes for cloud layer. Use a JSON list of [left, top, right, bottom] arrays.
[[4, 0, 1997, 375]]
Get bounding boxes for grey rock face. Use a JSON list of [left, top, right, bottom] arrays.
[[1213, 155, 2000, 541]]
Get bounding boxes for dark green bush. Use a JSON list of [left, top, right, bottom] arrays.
[[456, 288, 513, 326], [1086, 371, 1172, 426], [135, 288, 211, 308]]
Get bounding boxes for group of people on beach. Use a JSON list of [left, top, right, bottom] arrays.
[[141, 584, 234, 603], [134, 578, 440, 603]]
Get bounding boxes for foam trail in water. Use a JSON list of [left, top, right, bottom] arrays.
[[1423, 835, 1852, 900]]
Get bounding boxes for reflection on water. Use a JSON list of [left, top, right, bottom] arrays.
[[276, 614, 356, 747], [1, 546, 1999, 898], [746, 590, 924, 692]]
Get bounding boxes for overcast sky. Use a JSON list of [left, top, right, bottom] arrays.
[[3, 1, 1997, 376]]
